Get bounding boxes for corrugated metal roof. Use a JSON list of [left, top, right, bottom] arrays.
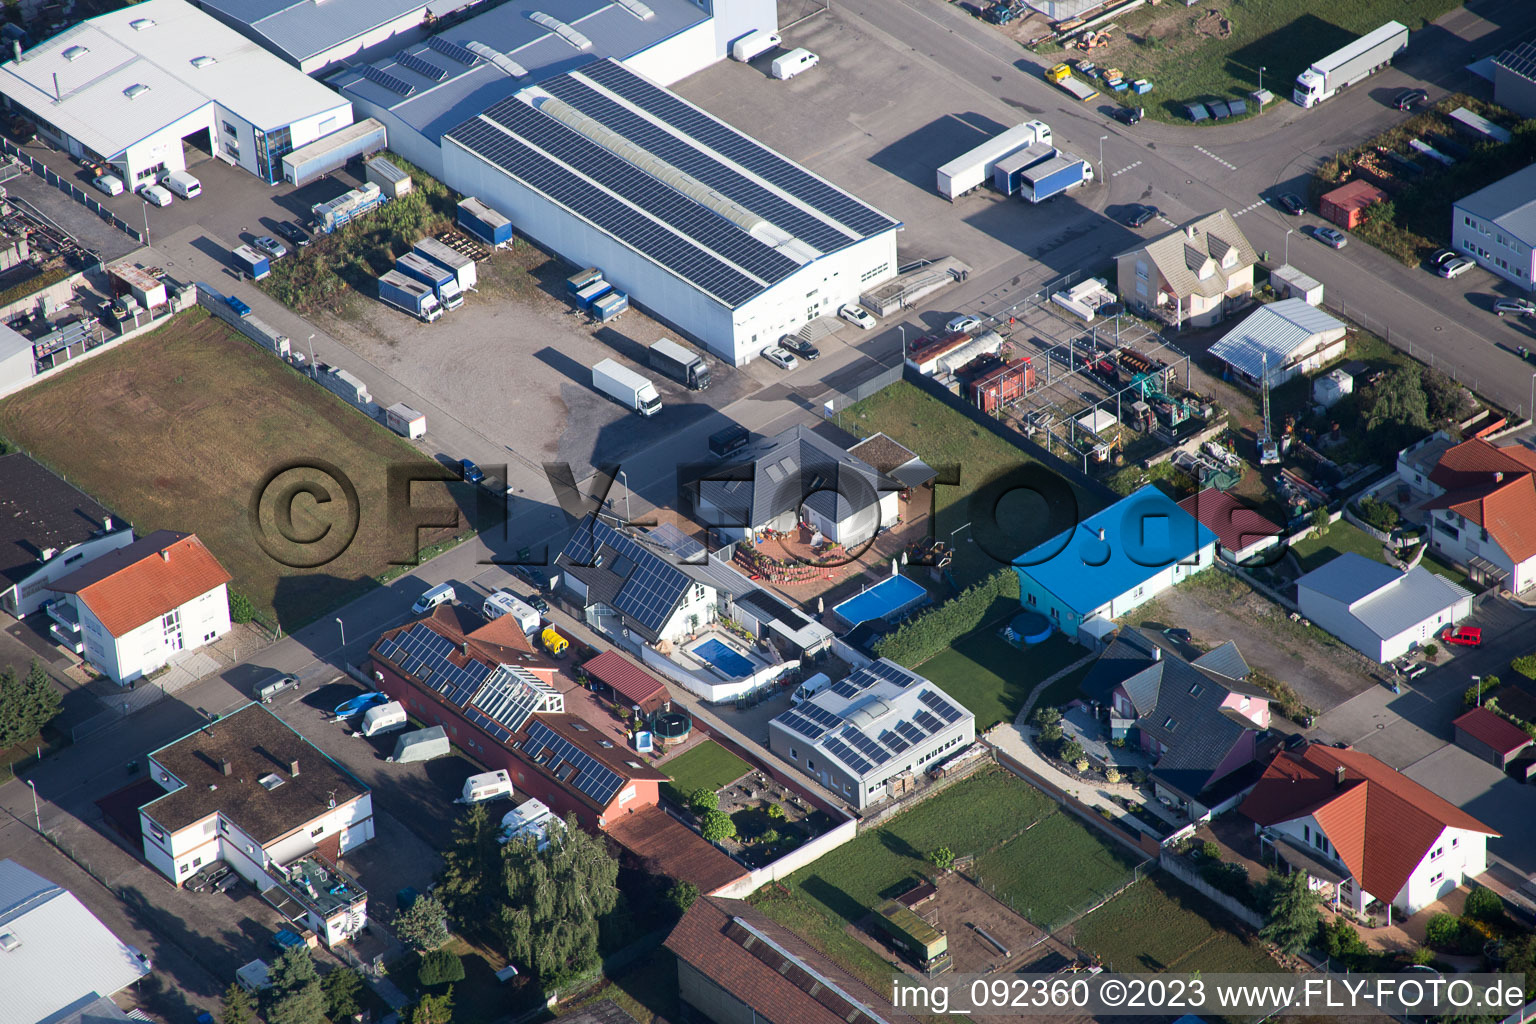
[[0, 860, 151, 1023], [0, 0, 349, 162], [1454, 162, 1536, 248], [1298, 552, 1472, 640], [196, 0, 431, 65], [1208, 299, 1346, 382]]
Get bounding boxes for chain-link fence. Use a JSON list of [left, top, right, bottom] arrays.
[[966, 857, 1149, 935]]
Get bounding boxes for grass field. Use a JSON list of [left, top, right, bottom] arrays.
[[840, 382, 1106, 586], [659, 740, 752, 805], [972, 812, 1145, 930], [0, 311, 460, 628], [1084, 0, 1460, 123], [916, 631, 1085, 732], [1074, 874, 1278, 975]]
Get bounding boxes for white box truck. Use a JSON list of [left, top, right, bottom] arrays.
[[385, 402, 426, 439], [937, 120, 1052, 200], [1294, 21, 1408, 108], [771, 48, 818, 80], [361, 700, 408, 737], [592, 358, 661, 416], [731, 30, 780, 61], [483, 589, 540, 635], [458, 770, 514, 804]]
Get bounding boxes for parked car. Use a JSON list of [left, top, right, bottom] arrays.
[[276, 221, 311, 248], [1494, 298, 1536, 317], [1442, 626, 1482, 647], [838, 304, 876, 330], [256, 673, 299, 703], [946, 314, 983, 335], [1394, 88, 1428, 111], [251, 235, 289, 260], [779, 336, 820, 360], [458, 459, 484, 484], [1429, 248, 1459, 268], [526, 594, 549, 614], [1439, 256, 1475, 279], [225, 295, 251, 317], [513, 564, 550, 592], [1277, 193, 1304, 216], [138, 183, 173, 207], [1111, 105, 1142, 126], [1314, 225, 1347, 249], [1162, 627, 1192, 644], [761, 345, 799, 370], [1126, 204, 1158, 228], [92, 174, 124, 197]]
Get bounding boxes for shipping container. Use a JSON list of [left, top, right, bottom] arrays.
[[592, 290, 628, 322], [413, 237, 477, 291], [874, 899, 951, 973], [567, 267, 604, 295], [966, 356, 1034, 412], [365, 156, 413, 199], [281, 118, 387, 186], [231, 244, 270, 281], [457, 197, 513, 247], [385, 402, 427, 439]]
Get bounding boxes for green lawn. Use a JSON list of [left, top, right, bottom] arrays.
[[972, 812, 1144, 931], [1074, 874, 1279, 975], [1090, 0, 1461, 124], [840, 381, 1106, 586], [658, 740, 752, 805], [916, 631, 1085, 732]]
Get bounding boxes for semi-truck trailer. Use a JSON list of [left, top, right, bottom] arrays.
[[1294, 21, 1408, 108], [648, 338, 710, 390], [396, 252, 463, 311], [992, 141, 1055, 195], [378, 270, 443, 322], [385, 402, 426, 439], [1019, 154, 1093, 203], [592, 358, 662, 417], [936, 120, 1052, 200]]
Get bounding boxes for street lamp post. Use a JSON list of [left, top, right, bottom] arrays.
[[26, 780, 39, 832], [1472, 675, 1482, 707], [899, 324, 907, 362], [1259, 66, 1266, 93], [307, 333, 316, 377], [1098, 135, 1108, 180], [336, 617, 346, 647], [1285, 228, 1293, 266], [618, 469, 631, 523], [142, 201, 150, 247]]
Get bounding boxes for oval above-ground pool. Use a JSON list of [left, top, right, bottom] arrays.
[[1010, 611, 1053, 644]]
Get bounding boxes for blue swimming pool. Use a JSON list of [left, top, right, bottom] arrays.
[[832, 573, 930, 627], [692, 638, 756, 677]]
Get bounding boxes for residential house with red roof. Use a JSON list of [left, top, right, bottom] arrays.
[[1239, 744, 1499, 918], [1178, 488, 1283, 564], [46, 530, 232, 685], [1405, 435, 1536, 593]]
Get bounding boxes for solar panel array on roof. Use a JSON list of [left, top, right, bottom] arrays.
[[375, 624, 490, 708], [918, 688, 965, 724], [913, 710, 945, 735], [576, 60, 896, 239], [560, 516, 693, 632], [865, 661, 919, 688], [361, 64, 416, 97], [542, 73, 855, 254], [840, 725, 892, 766], [522, 720, 625, 804], [778, 710, 826, 740], [398, 51, 448, 82], [895, 720, 926, 745], [879, 728, 910, 754], [823, 735, 871, 774], [427, 35, 480, 66], [447, 115, 767, 307], [829, 675, 873, 699], [1499, 42, 1536, 82]]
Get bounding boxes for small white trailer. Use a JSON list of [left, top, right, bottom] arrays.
[[458, 770, 514, 804], [361, 700, 408, 737]]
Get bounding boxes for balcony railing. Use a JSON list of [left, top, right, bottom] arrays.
[[269, 853, 366, 920], [45, 599, 79, 631]]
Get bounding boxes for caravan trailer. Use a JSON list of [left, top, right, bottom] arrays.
[[458, 770, 514, 804]]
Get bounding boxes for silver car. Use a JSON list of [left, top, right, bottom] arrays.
[[1438, 256, 1474, 279], [1494, 298, 1536, 317], [1314, 226, 1347, 249], [761, 345, 799, 370], [252, 235, 289, 260]]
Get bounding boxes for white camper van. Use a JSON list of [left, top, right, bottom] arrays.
[[482, 590, 540, 635], [791, 672, 831, 705], [360, 700, 408, 737], [771, 48, 819, 80], [730, 30, 781, 61], [458, 770, 514, 804], [412, 582, 455, 614]]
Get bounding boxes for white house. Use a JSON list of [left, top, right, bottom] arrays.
[[1241, 744, 1498, 918], [1116, 210, 1259, 328], [46, 530, 232, 684], [1296, 552, 1474, 663], [1451, 162, 1536, 291], [692, 425, 900, 548], [1207, 298, 1348, 388], [0, 451, 132, 620], [139, 703, 374, 946], [1400, 435, 1536, 594]]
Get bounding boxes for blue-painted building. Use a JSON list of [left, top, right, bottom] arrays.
[[1013, 484, 1218, 641]]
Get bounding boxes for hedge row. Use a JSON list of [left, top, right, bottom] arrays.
[[872, 569, 1018, 667]]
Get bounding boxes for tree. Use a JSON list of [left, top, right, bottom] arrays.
[[930, 846, 956, 871], [687, 787, 719, 814], [1260, 871, 1321, 955], [1421, 367, 1472, 422], [411, 990, 454, 1024], [1464, 885, 1505, 923], [228, 591, 257, 625], [1505, 932, 1536, 1000], [321, 966, 363, 1020], [395, 891, 450, 952], [435, 803, 502, 925], [1310, 507, 1331, 536], [1038, 721, 1064, 743], [1365, 367, 1430, 440], [0, 660, 62, 750], [265, 945, 326, 1024], [664, 880, 699, 917], [1363, 198, 1397, 225], [1058, 740, 1085, 764], [766, 803, 786, 821], [1033, 705, 1062, 727], [495, 813, 619, 989], [1317, 917, 1370, 969], [221, 982, 254, 1024], [1425, 912, 1464, 951], [418, 950, 465, 987], [700, 810, 735, 842]]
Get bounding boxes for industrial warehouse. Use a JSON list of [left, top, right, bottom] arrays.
[[0, 0, 354, 186]]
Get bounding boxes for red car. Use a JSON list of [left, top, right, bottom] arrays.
[[1442, 626, 1482, 647]]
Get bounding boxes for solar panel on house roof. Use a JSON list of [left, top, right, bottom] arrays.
[[913, 710, 945, 735], [361, 64, 416, 97], [541, 74, 856, 254], [398, 51, 448, 82], [523, 720, 625, 804], [841, 726, 892, 766], [865, 661, 916, 688], [481, 99, 799, 286], [918, 689, 964, 724], [575, 60, 896, 239], [879, 729, 910, 754], [823, 736, 872, 775], [427, 36, 480, 66], [778, 710, 826, 740], [447, 118, 764, 307], [560, 517, 694, 632]]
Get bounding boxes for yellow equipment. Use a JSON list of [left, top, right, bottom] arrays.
[[540, 626, 569, 657]]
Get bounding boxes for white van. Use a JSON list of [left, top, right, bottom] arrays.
[[164, 170, 202, 199], [791, 672, 831, 705], [730, 29, 781, 62], [771, 48, 819, 80], [360, 700, 408, 737], [92, 174, 125, 197], [458, 769, 514, 804], [411, 582, 455, 614], [483, 590, 540, 636]]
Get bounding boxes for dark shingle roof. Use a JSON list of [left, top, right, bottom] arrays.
[[697, 424, 896, 529], [0, 453, 117, 586]]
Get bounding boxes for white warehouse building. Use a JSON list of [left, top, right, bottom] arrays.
[[442, 58, 900, 364], [0, 0, 354, 187]]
